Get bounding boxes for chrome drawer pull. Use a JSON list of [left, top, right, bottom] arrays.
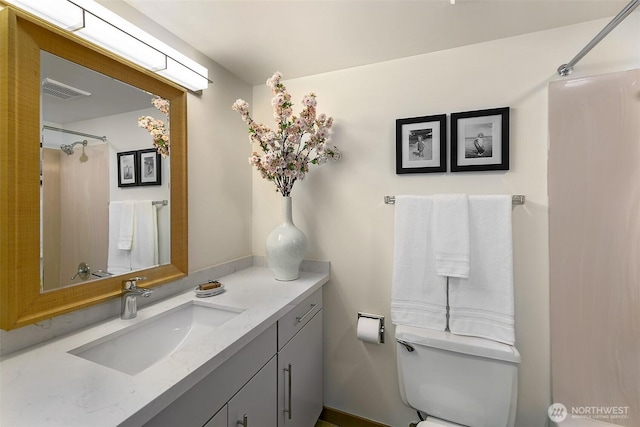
[[284, 363, 292, 420], [237, 414, 248, 427], [295, 303, 317, 324]]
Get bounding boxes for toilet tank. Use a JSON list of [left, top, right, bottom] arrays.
[[396, 325, 520, 427]]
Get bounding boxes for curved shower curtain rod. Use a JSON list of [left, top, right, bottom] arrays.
[[557, 0, 639, 76]]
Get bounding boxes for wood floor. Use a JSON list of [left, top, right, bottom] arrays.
[[316, 406, 393, 427]]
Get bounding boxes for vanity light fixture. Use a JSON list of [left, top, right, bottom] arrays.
[[5, 0, 210, 92]]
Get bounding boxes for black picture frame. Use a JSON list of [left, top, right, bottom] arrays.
[[450, 107, 510, 172], [117, 151, 138, 187], [137, 148, 162, 186], [396, 114, 447, 174]]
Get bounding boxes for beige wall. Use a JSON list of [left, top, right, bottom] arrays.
[[186, 69, 254, 270], [250, 16, 640, 427]]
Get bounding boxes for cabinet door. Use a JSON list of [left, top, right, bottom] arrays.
[[204, 406, 227, 427], [278, 310, 323, 427], [228, 356, 277, 427]]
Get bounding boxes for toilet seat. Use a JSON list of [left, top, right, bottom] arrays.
[[417, 416, 462, 426]]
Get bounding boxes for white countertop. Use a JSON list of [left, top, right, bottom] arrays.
[[0, 266, 329, 427]]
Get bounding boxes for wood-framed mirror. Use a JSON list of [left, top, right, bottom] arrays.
[[0, 7, 188, 330]]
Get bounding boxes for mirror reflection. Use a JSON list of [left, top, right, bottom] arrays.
[[40, 51, 171, 292]]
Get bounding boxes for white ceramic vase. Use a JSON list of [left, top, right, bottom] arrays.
[[266, 196, 307, 281]]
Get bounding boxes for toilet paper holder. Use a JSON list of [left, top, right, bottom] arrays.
[[358, 312, 385, 343]]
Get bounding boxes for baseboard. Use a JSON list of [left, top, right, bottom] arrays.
[[320, 406, 391, 427]]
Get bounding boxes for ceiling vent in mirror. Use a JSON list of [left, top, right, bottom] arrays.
[[42, 78, 92, 100]]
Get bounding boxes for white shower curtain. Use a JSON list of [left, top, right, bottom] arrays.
[[548, 69, 640, 427]]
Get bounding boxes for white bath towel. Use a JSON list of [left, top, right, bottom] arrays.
[[432, 194, 470, 278], [117, 200, 135, 250], [107, 201, 131, 274], [391, 196, 448, 331], [130, 200, 159, 271], [448, 195, 515, 345]]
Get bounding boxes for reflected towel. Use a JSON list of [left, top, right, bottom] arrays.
[[130, 200, 158, 270], [107, 201, 131, 274], [391, 196, 447, 331], [449, 195, 515, 345], [117, 200, 135, 250], [432, 194, 470, 278]]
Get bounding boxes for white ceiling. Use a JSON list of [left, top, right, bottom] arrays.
[[41, 51, 153, 125], [112, 0, 630, 86]]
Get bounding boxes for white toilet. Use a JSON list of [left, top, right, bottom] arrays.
[[396, 325, 521, 427]]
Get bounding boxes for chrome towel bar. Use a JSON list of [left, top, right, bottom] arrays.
[[384, 195, 525, 205]]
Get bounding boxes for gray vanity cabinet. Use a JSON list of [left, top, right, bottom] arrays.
[[277, 291, 323, 427], [142, 289, 323, 427]]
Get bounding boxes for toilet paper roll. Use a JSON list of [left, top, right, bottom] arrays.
[[357, 316, 382, 344]]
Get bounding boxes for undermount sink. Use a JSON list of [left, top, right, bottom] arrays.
[[69, 301, 244, 375]]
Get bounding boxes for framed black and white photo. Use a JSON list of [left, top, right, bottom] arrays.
[[138, 148, 161, 186], [450, 107, 509, 172], [396, 114, 447, 174], [117, 151, 138, 187]]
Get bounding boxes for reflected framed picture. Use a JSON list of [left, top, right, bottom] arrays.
[[117, 151, 138, 187], [138, 148, 161, 186], [450, 107, 510, 172], [396, 114, 447, 174]]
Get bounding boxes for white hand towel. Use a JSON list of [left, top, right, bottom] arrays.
[[391, 196, 447, 331], [432, 193, 470, 278], [107, 201, 131, 274], [117, 200, 135, 250], [130, 200, 159, 270], [448, 195, 515, 345]]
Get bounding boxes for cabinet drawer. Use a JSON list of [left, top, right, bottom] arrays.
[[278, 289, 322, 350]]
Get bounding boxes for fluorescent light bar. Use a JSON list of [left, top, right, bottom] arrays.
[[157, 57, 210, 94], [4, 0, 84, 30], [76, 13, 167, 72], [5, 0, 210, 91]]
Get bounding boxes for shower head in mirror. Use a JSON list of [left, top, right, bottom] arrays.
[[60, 140, 88, 155], [79, 146, 88, 163]]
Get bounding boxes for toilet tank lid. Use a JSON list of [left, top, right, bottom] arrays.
[[395, 325, 521, 364]]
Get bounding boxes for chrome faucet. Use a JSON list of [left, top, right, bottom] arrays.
[[121, 277, 153, 320]]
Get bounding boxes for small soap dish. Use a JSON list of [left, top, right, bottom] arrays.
[[195, 281, 225, 298]]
